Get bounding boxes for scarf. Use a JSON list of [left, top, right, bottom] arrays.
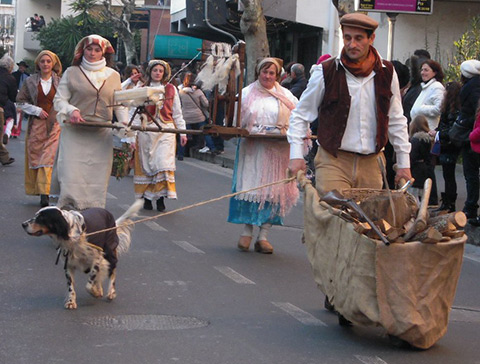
[[245, 80, 296, 135], [80, 57, 108, 89], [340, 46, 382, 77]]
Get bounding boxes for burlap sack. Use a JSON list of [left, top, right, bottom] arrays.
[[301, 177, 466, 349]]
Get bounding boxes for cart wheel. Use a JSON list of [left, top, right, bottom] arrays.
[[338, 313, 353, 327]]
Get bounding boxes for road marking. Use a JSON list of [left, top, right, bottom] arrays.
[[464, 253, 480, 264], [214, 266, 255, 284], [143, 220, 168, 231], [172, 241, 205, 254], [119, 204, 168, 231], [163, 281, 188, 286], [107, 192, 117, 200], [181, 159, 233, 177], [354, 355, 389, 364], [271, 302, 327, 326]]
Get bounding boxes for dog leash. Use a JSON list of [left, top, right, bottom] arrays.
[[84, 176, 297, 238]]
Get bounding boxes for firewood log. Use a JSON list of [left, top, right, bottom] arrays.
[[412, 227, 442, 243], [427, 211, 467, 230]]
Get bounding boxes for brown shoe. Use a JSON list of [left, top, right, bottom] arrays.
[[254, 240, 273, 254], [237, 236, 252, 252]]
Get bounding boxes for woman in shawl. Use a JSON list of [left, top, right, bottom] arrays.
[[229, 57, 299, 254], [17, 50, 62, 207], [52, 34, 128, 210], [133, 59, 187, 211]]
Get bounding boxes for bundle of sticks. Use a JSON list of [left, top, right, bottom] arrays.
[[322, 178, 467, 245]]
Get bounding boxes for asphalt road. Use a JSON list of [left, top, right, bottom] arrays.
[[1, 133, 480, 364]]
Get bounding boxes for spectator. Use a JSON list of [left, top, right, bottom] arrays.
[[132, 59, 187, 211], [121, 64, 143, 89], [38, 15, 46, 29], [0, 54, 17, 166], [230, 57, 299, 254], [31, 14, 40, 31], [16, 50, 62, 207], [12, 61, 30, 91], [430, 81, 462, 212], [457, 60, 480, 224], [289, 63, 308, 99], [177, 72, 212, 158], [403, 49, 431, 123], [280, 61, 295, 89], [51, 34, 129, 209], [409, 115, 435, 202]]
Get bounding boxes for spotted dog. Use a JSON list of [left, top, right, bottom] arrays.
[[22, 200, 142, 309]]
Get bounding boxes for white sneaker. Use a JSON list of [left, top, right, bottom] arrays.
[[198, 147, 210, 153]]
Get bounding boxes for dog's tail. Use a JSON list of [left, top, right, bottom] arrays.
[[115, 199, 143, 255]]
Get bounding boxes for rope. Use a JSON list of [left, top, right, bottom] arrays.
[[85, 175, 296, 237]]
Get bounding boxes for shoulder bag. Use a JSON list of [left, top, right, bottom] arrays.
[[448, 117, 473, 148]]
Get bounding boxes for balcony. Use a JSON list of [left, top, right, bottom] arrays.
[[23, 31, 41, 51]]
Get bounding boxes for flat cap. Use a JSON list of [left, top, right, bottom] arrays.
[[340, 13, 378, 31]]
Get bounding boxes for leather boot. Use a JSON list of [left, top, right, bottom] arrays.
[[143, 198, 153, 210], [157, 197, 165, 212], [40, 194, 49, 207]]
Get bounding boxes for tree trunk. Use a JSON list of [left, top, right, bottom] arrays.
[[239, 0, 269, 84], [102, 0, 138, 65], [332, 0, 355, 17]]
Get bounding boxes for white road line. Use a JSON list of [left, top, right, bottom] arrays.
[[214, 266, 255, 285], [118, 204, 167, 231], [271, 302, 327, 327], [465, 254, 480, 264], [107, 192, 117, 200], [354, 355, 389, 364], [172, 241, 205, 254], [143, 220, 168, 231]]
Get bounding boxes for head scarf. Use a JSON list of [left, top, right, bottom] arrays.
[[256, 57, 283, 77], [146, 59, 171, 85], [73, 34, 115, 65], [35, 50, 62, 76]]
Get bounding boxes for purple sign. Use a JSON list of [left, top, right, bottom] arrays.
[[356, 0, 433, 14], [375, 0, 416, 11]]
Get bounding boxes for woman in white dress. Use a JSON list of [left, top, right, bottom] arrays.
[[133, 59, 187, 211], [52, 34, 128, 209]]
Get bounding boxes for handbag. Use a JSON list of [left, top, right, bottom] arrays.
[[448, 118, 472, 147]]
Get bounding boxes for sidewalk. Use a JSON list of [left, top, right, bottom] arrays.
[[188, 139, 480, 245]]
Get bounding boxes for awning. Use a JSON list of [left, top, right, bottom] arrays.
[[153, 35, 202, 60]]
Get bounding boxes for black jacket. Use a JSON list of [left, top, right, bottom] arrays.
[[289, 75, 308, 100], [0, 68, 17, 108], [410, 131, 435, 188], [459, 75, 480, 128]]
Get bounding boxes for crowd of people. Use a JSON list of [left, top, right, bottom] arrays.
[[3, 11, 480, 258], [25, 14, 46, 32]]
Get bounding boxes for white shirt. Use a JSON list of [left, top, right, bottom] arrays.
[[287, 56, 411, 168]]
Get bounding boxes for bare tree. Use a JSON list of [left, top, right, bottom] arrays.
[[102, 0, 138, 65], [239, 0, 269, 84]]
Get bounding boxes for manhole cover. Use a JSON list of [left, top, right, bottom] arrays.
[[450, 307, 480, 323], [85, 314, 209, 331]]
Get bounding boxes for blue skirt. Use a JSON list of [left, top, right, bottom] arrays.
[[227, 143, 283, 226]]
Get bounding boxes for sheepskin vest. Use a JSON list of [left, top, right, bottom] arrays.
[[318, 58, 394, 157]]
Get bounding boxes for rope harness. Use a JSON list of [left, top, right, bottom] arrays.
[[85, 176, 297, 238]]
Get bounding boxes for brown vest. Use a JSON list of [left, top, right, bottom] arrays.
[[67, 66, 121, 121], [144, 83, 175, 124], [37, 82, 55, 113], [317, 58, 394, 157]]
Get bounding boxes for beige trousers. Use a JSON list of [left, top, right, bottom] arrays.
[[314, 145, 384, 195]]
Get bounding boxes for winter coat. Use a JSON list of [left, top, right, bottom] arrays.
[[410, 131, 435, 188], [436, 109, 461, 164]]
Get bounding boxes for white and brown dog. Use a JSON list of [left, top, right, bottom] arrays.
[[22, 200, 143, 309]]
